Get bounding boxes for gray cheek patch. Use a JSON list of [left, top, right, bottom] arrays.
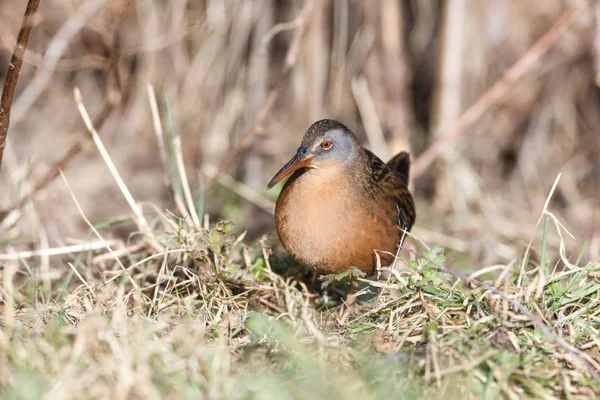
[[308, 129, 353, 157]]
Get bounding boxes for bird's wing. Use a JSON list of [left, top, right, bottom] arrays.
[[363, 149, 416, 230], [386, 151, 410, 186]]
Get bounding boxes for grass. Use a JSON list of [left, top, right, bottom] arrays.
[[1, 204, 599, 399]]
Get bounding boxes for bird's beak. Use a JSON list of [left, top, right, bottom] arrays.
[[267, 147, 314, 189]]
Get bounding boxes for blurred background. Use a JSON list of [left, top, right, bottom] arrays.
[[0, 0, 598, 266]]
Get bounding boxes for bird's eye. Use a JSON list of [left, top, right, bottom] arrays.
[[321, 139, 332, 150]]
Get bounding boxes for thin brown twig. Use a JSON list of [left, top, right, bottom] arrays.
[[399, 245, 600, 382], [206, 0, 315, 188], [411, 0, 589, 180], [0, 0, 41, 171]]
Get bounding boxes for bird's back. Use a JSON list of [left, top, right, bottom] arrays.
[[363, 149, 415, 231], [386, 151, 411, 186]]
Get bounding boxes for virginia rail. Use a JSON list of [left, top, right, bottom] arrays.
[[267, 119, 415, 275]]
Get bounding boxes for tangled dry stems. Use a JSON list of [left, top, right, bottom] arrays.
[[1, 204, 599, 398]]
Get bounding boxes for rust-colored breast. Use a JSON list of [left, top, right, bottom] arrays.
[[274, 167, 400, 275]]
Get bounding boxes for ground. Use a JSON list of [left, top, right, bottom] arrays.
[[1, 209, 599, 399]]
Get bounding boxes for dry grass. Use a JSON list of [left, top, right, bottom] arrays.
[[1, 195, 599, 398], [1, 1, 600, 399]]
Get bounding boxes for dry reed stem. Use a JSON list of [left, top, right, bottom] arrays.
[[0, 0, 40, 171], [431, 0, 466, 163], [380, 0, 413, 156], [0, 239, 122, 261], [518, 173, 561, 287], [1, 262, 17, 335], [351, 77, 389, 160], [412, 0, 589, 180], [74, 87, 163, 252], [91, 242, 145, 264], [174, 136, 201, 229], [59, 170, 142, 294], [36, 213, 51, 302], [145, 86, 188, 221], [104, 249, 186, 284], [208, 0, 315, 187], [67, 262, 94, 293], [147, 84, 171, 188]]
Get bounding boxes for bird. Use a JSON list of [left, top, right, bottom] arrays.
[[267, 119, 415, 276]]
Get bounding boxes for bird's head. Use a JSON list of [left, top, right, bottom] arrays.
[[266, 119, 360, 189]]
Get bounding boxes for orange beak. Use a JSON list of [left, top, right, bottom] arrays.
[[267, 147, 314, 189]]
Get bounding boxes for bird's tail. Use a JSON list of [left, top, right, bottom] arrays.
[[387, 151, 410, 186]]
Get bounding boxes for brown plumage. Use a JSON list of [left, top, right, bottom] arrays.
[[267, 119, 415, 275]]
